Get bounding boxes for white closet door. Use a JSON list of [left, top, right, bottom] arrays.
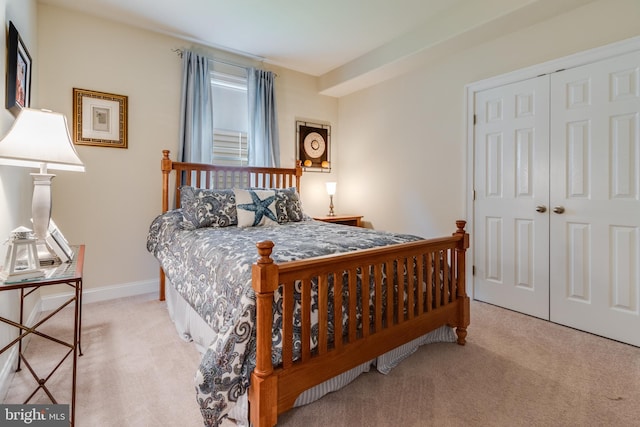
[[549, 51, 640, 346], [473, 76, 551, 319]]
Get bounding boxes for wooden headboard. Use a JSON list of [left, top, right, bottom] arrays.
[[158, 149, 303, 300], [161, 149, 303, 213]]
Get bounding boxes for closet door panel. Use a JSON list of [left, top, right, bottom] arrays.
[[473, 76, 550, 319], [549, 50, 640, 346]]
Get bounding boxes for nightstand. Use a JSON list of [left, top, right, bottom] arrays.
[[0, 245, 84, 427], [313, 214, 363, 227]]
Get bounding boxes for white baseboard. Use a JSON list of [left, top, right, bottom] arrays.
[[40, 279, 159, 312]]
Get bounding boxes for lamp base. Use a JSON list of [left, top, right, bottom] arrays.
[[328, 195, 335, 216], [31, 172, 55, 241]]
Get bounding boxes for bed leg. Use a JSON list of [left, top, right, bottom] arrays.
[[159, 268, 166, 301], [456, 327, 467, 345], [249, 374, 277, 427]]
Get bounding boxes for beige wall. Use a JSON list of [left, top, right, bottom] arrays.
[[4, 0, 640, 302], [337, 0, 640, 239], [36, 4, 338, 298], [0, 0, 37, 397], [0, 0, 37, 245]]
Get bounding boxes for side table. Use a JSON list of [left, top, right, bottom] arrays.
[[313, 214, 363, 227], [0, 244, 85, 427]]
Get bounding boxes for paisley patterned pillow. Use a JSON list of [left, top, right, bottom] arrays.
[[234, 189, 279, 227], [276, 188, 305, 222], [180, 186, 237, 229]]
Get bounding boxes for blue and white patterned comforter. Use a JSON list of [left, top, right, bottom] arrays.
[[147, 210, 423, 426]]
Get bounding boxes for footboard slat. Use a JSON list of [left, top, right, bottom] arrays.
[[426, 252, 433, 311], [333, 273, 343, 350], [444, 252, 451, 304], [250, 221, 469, 427], [318, 275, 329, 354], [416, 253, 425, 315], [385, 259, 394, 327], [434, 253, 441, 308]]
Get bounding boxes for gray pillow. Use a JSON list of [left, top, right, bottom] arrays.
[[180, 186, 237, 229], [276, 188, 305, 222]]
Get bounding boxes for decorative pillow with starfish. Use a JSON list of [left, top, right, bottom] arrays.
[[234, 189, 279, 227]]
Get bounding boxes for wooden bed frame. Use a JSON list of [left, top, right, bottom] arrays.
[[159, 150, 469, 427]]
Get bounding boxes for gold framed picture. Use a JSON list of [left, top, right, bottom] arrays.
[[296, 120, 330, 172], [73, 88, 128, 148]]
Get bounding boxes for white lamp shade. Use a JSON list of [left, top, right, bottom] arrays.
[[0, 108, 85, 172], [326, 182, 337, 196]]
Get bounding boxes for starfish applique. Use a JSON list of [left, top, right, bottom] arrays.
[[238, 190, 277, 226]]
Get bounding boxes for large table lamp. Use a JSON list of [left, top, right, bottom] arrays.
[[0, 108, 85, 242]]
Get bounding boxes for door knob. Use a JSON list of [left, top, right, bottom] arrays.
[[553, 206, 565, 214], [535, 205, 547, 213]]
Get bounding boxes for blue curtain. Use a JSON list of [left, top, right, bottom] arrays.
[[178, 51, 213, 164], [247, 68, 280, 167]]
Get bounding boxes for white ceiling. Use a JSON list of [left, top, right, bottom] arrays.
[[38, 0, 464, 75], [37, 0, 596, 96]]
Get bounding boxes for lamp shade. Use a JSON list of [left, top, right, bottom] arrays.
[[326, 182, 337, 196], [0, 108, 85, 172]]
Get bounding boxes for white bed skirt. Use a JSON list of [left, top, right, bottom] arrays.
[[165, 281, 456, 426]]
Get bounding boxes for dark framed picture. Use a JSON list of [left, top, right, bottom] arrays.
[[6, 21, 32, 116], [296, 120, 331, 172], [73, 88, 128, 148]]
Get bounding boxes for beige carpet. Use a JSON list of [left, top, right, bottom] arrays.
[[4, 295, 639, 426]]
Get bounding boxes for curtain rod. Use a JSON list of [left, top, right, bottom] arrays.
[[172, 48, 252, 70], [172, 48, 277, 77]]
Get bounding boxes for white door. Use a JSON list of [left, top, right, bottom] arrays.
[[549, 51, 640, 346], [473, 76, 551, 319]]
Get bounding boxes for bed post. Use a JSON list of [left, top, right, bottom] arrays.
[[250, 241, 279, 427], [159, 150, 173, 301], [294, 160, 303, 192], [454, 220, 470, 345]]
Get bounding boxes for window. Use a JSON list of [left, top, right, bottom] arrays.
[[210, 62, 248, 166]]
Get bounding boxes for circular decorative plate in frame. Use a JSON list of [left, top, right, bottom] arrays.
[[297, 121, 330, 171], [303, 132, 326, 158]]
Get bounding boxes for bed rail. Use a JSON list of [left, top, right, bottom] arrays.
[[250, 220, 469, 427]]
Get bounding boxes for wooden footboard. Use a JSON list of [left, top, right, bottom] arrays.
[[250, 221, 469, 427]]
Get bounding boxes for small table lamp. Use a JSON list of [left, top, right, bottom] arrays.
[[0, 109, 85, 244], [326, 182, 336, 216]]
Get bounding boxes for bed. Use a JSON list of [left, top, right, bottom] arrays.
[[147, 150, 470, 427]]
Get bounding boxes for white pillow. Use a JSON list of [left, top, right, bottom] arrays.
[[234, 189, 279, 227]]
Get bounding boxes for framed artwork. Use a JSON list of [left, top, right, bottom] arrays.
[[6, 21, 32, 116], [296, 120, 331, 172], [46, 219, 74, 263], [72, 88, 128, 148]]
